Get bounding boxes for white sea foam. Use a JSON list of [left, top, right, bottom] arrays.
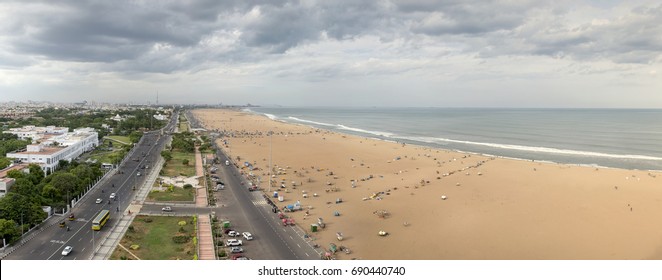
[[396, 135, 662, 161], [287, 116, 396, 138], [264, 113, 278, 120], [288, 117, 334, 127], [336, 124, 396, 138]]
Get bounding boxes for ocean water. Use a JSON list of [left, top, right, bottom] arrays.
[[246, 107, 662, 171]]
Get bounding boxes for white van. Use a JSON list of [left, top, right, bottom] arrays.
[[225, 160, 230, 166]]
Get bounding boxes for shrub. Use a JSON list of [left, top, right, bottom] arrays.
[[130, 244, 140, 250], [120, 255, 128, 260], [193, 237, 197, 246], [128, 225, 135, 232], [179, 226, 186, 233], [178, 221, 187, 226], [183, 183, 193, 189], [172, 235, 191, 244], [218, 250, 226, 258], [143, 218, 153, 223]]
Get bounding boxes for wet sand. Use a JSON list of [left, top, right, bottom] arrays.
[[193, 108, 662, 260]]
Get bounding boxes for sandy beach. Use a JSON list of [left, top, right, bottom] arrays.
[[193, 108, 662, 260]]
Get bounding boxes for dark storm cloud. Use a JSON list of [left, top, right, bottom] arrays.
[[523, 4, 662, 63], [397, 0, 533, 35], [7, 0, 224, 63], [2, 0, 661, 75]]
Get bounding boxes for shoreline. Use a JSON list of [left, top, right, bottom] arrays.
[[194, 108, 662, 260], [242, 108, 662, 172]]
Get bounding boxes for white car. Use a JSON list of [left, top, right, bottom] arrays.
[[228, 230, 240, 237], [242, 232, 253, 240], [109, 193, 116, 200], [136, 172, 141, 177], [230, 247, 243, 253], [226, 239, 242, 246], [162, 206, 173, 212], [95, 198, 103, 204], [61, 246, 73, 256], [225, 160, 230, 166]]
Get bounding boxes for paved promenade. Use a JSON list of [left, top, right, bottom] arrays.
[[194, 147, 215, 260]]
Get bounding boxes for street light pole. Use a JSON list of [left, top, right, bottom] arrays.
[[268, 131, 272, 193], [92, 228, 95, 258]]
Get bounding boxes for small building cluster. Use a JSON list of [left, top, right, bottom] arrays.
[[3, 126, 99, 174]]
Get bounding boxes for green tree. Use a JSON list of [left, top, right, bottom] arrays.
[[41, 183, 61, 203], [27, 164, 45, 185], [182, 159, 189, 166], [0, 157, 10, 170], [161, 150, 172, 161], [128, 131, 143, 143], [6, 169, 25, 179], [50, 173, 80, 200], [11, 178, 37, 199], [0, 219, 20, 243]]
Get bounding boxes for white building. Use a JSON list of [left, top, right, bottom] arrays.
[[3, 125, 69, 142], [0, 178, 15, 198], [153, 114, 168, 121], [5, 127, 98, 173]]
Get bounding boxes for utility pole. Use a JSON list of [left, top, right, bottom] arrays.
[[92, 228, 95, 258], [268, 131, 272, 193]]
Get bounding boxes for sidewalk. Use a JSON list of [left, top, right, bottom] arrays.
[[197, 215, 215, 260], [194, 146, 215, 260]]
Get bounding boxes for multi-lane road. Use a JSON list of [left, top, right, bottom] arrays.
[[4, 109, 320, 260], [3, 113, 178, 260]]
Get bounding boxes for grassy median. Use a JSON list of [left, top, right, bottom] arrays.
[[110, 215, 197, 260]]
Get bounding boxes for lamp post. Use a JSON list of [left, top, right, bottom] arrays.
[[268, 131, 273, 193], [92, 228, 95, 258]]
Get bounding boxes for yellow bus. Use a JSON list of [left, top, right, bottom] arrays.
[[91, 210, 110, 231]]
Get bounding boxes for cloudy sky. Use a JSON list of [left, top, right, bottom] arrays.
[[0, 0, 660, 107]]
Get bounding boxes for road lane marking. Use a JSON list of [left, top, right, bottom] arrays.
[[297, 244, 301, 248]]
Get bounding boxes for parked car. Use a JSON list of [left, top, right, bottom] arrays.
[[224, 228, 235, 234], [228, 230, 240, 237], [226, 239, 242, 246], [61, 246, 73, 256], [162, 206, 173, 212], [242, 232, 253, 240], [136, 172, 141, 177], [230, 247, 243, 253], [95, 198, 103, 204], [225, 160, 230, 166]]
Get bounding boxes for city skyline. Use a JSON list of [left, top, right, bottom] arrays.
[[1, 1, 661, 108]]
